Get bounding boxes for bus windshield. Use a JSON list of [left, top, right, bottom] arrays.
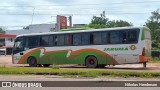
[[14, 37, 25, 51]]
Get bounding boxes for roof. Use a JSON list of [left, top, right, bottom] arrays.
[[16, 26, 147, 38], [0, 34, 16, 38]]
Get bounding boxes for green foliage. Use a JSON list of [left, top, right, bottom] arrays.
[[145, 8, 160, 49], [0, 27, 5, 34], [91, 11, 108, 25], [150, 57, 160, 63], [0, 27, 5, 45], [106, 20, 133, 28], [89, 11, 132, 29], [88, 24, 107, 29]]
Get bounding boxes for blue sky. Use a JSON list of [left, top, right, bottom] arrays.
[[0, 0, 159, 30]]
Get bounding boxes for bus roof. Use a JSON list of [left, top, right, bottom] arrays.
[[16, 26, 147, 38]]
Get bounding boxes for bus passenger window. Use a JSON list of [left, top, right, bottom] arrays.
[[65, 34, 73, 46], [73, 34, 81, 45], [122, 32, 127, 43], [101, 32, 108, 44], [48, 36, 55, 46], [56, 35, 64, 46], [110, 31, 127, 44], [93, 33, 102, 44], [128, 30, 138, 44], [26, 36, 39, 48], [40, 36, 49, 46], [81, 33, 90, 45]]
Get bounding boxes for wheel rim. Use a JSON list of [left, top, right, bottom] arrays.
[[89, 59, 95, 65], [30, 58, 35, 65]]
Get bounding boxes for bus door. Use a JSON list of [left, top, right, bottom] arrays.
[[109, 30, 127, 64], [13, 37, 25, 64], [125, 29, 139, 63]]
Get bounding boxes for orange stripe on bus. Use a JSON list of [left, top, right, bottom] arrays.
[[17, 48, 41, 64]]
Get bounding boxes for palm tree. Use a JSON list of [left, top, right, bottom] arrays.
[[150, 9, 160, 22]]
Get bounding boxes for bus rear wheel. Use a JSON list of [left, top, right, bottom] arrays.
[[28, 57, 37, 67], [43, 64, 50, 67], [85, 56, 98, 68]]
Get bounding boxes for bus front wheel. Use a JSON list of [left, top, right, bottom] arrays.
[[85, 56, 98, 68], [28, 57, 37, 67]]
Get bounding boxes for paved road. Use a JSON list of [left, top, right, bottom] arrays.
[[0, 75, 160, 90]]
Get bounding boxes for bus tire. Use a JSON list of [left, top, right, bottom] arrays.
[[28, 57, 37, 67], [85, 56, 98, 68], [43, 64, 50, 67]]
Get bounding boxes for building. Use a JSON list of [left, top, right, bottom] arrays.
[[6, 24, 56, 35], [0, 34, 16, 55], [3, 24, 56, 55]]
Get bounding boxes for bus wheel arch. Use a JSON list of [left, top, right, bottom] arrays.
[[27, 56, 37, 67], [85, 55, 98, 68]]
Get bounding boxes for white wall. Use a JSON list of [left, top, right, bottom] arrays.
[[5, 38, 15, 47]]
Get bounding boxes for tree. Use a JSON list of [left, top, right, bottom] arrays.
[[0, 27, 5, 46], [0, 27, 5, 34], [89, 11, 109, 29], [145, 8, 160, 49], [89, 11, 132, 29], [91, 11, 108, 25], [106, 20, 132, 28]]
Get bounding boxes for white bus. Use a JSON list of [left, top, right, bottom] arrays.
[[12, 27, 151, 68]]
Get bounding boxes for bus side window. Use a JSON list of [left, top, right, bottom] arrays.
[[102, 32, 108, 44], [40, 36, 49, 47], [93, 32, 102, 44], [110, 31, 127, 44], [48, 35, 55, 46], [81, 33, 90, 45], [122, 31, 127, 44], [65, 34, 73, 46], [56, 35, 65, 46], [128, 30, 138, 44], [26, 36, 39, 48], [73, 34, 81, 45]]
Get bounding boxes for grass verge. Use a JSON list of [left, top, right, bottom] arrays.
[[1, 66, 160, 78], [150, 57, 160, 63]]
